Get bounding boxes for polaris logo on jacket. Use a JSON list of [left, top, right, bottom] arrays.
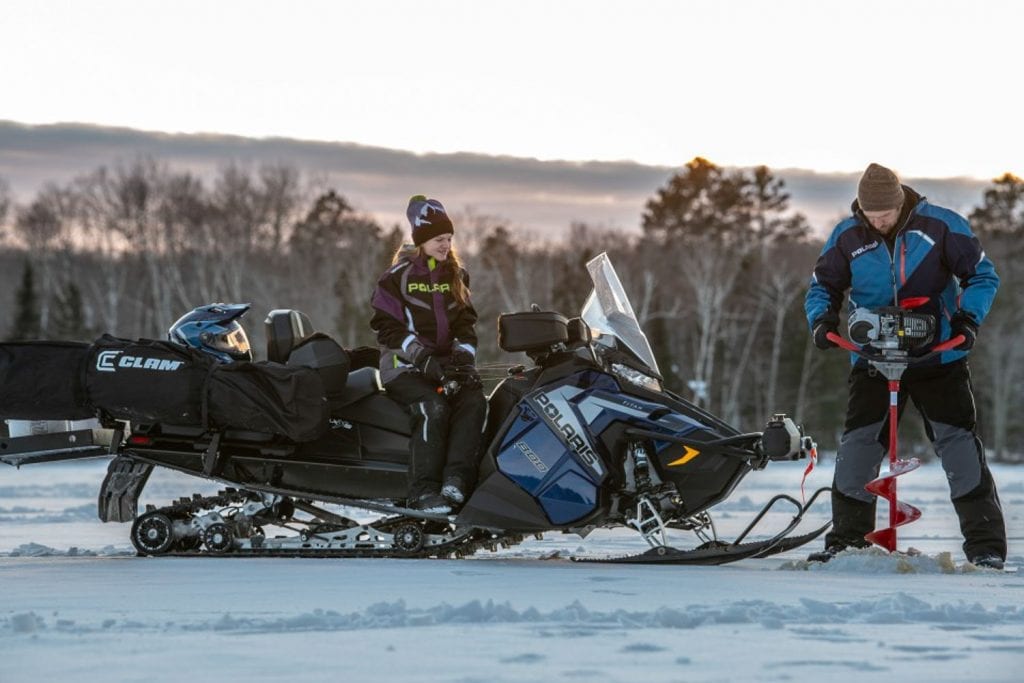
[[96, 350, 184, 373], [407, 282, 451, 294], [850, 240, 880, 259]]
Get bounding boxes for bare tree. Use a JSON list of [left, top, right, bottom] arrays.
[[258, 164, 302, 250], [678, 241, 750, 409], [76, 172, 131, 334]]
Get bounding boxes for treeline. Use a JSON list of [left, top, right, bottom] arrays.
[[1, 158, 1021, 459]]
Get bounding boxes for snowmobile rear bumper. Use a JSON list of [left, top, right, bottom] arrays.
[[0, 428, 115, 467]]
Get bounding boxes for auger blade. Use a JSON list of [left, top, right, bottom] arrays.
[[864, 527, 897, 551], [865, 457, 922, 552], [864, 476, 895, 499], [893, 500, 922, 526]]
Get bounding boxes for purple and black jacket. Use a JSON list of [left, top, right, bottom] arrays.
[[369, 255, 478, 384]]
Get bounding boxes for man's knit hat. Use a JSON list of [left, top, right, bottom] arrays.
[[857, 163, 905, 211], [406, 195, 454, 246]]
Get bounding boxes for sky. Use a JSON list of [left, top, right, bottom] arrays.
[[2, 0, 1021, 181]]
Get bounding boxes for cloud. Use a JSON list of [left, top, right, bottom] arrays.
[[0, 121, 993, 238]]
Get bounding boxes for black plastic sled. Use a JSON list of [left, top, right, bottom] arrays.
[[1, 254, 829, 564]]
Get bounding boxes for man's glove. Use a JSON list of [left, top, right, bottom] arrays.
[[949, 310, 978, 351], [812, 312, 839, 350]]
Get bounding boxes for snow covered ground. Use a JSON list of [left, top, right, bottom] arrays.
[[1, 456, 1022, 682]]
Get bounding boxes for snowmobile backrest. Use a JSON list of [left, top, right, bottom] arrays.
[[264, 309, 314, 363], [286, 333, 350, 399], [498, 311, 569, 353]]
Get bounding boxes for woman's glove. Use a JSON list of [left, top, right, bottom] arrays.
[[448, 349, 475, 368], [408, 345, 445, 382]]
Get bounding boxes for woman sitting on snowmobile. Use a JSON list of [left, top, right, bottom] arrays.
[[369, 195, 487, 514]]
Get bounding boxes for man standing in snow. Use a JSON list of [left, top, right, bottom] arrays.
[[804, 163, 1007, 569]]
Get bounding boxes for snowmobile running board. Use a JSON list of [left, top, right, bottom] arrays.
[[573, 487, 831, 565]]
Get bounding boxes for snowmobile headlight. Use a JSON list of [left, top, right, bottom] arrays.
[[611, 363, 661, 393]]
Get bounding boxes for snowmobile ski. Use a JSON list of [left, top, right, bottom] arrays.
[[572, 487, 831, 565]]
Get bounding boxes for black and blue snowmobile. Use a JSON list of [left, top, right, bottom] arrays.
[[0, 254, 829, 563]]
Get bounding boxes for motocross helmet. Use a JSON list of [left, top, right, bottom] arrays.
[[168, 303, 253, 363]]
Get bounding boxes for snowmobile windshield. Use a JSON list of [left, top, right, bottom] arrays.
[[581, 253, 660, 376]]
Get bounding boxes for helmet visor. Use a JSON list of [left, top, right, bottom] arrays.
[[210, 321, 251, 360]]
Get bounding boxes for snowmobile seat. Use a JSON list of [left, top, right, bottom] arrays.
[[264, 309, 314, 363], [330, 366, 382, 409], [332, 389, 412, 436]]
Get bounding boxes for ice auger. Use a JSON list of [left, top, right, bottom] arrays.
[[827, 300, 965, 552]]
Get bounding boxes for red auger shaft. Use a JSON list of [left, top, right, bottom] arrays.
[[887, 379, 899, 530]]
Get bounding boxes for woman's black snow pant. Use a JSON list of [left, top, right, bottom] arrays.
[[385, 371, 487, 501]]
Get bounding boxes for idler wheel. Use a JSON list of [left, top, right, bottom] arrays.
[[131, 512, 176, 556], [203, 523, 235, 554], [393, 523, 424, 553]]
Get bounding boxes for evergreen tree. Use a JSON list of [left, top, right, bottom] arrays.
[[9, 261, 41, 341], [641, 157, 748, 244], [290, 191, 379, 265], [51, 280, 90, 341]]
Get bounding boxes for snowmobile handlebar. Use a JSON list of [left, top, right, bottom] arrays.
[[435, 364, 483, 396], [825, 331, 966, 364]]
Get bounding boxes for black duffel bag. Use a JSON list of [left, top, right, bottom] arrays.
[[84, 335, 214, 426], [206, 361, 328, 443], [85, 335, 328, 441], [0, 341, 94, 420]]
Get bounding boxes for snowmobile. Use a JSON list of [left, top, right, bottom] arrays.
[[0, 254, 829, 563]]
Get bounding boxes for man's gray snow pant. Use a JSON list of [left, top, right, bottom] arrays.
[[825, 359, 1006, 561]]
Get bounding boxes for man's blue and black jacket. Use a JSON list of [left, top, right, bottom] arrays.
[[804, 186, 999, 365]]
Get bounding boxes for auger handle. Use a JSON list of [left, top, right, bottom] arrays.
[[930, 335, 966, 352], [826, 331, 860, 353], [825, 332, 966, 363]]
